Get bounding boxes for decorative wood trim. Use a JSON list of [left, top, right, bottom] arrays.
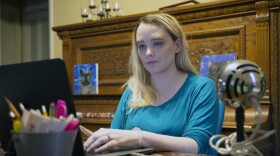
[[74, 40, 131, 83], [159, 0, 200, 10], [174, 9, 255, 25], [187, 26, 246, 58], [256, 1, 270, 88], [62, 35, 74, 89], [55, 20, 138, 39], [68, 25, 135, 38], [270, 11, 280, 156], [78, 39, 131, 50], [186, 26, 246, 68]]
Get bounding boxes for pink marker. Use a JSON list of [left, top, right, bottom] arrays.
[[65, 118, 80, 131], [56, 99, 68, 118]]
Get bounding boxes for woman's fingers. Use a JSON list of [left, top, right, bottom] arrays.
[[86, 135, 110, 152], [94, 131, 135, 153], [83, 128, 139, 153], [95, 139, 119, 153], [84, 128, 111, 152], [79, 125, 93, 136]]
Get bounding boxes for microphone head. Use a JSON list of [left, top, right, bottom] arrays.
[[217, 60, 266, 108]]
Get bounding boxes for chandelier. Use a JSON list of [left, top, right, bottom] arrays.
[[81, 0, 122, 22]]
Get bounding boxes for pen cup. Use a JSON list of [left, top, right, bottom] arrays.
[[12, 130, 77, 156]]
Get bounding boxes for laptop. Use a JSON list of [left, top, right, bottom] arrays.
[[0, 59, 84, 155], [0, 59, 153, 156]]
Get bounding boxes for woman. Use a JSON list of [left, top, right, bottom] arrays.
[[81, 13, 219, 155]]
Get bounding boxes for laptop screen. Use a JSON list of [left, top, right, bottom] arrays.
[[0, 59, 85, 156]]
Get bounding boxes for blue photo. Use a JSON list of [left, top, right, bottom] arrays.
[[200, 53, 237, 82], [74, 64, 98, 94]]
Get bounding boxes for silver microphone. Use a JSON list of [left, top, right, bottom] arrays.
[[210, 60, 275, 155], [217, 60, 266, 108]]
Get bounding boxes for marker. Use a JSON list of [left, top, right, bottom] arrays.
[[19, 102, 25, 111], [41, 105, 48, 117], [49, 102, 56, 118], [9, 111, 16, 119], [56, 99, 68, 118], [4, 97, 21, 120], [13, 120, 21, 133], [9, 111, 21, 133], [65, 118, 80, 131]]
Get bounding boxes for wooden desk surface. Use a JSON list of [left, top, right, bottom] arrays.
[[155, 152, 203, 156]]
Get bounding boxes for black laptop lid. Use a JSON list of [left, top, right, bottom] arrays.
[[0, 59, 84, 156]]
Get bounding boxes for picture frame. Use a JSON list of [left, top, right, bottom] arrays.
[[73, 64, 98, 95], [200, 53, 237, 82]]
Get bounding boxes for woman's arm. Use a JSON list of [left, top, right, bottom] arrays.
[[140, 130, 198, 153], [83, 128, 198, 154]]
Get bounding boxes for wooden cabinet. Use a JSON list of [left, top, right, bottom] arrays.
[[53, 0, 280, 155]]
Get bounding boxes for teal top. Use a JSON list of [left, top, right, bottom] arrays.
[[110, 73, 219, 154]]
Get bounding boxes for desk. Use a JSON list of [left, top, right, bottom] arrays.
[[0, 148, 204, 156], [155, 152, 203, 156]]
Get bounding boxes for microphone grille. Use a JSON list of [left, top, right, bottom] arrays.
[[217, 60, 266, 108]]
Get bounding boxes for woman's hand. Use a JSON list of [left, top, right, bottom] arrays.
[[82, 127, 140, 153]]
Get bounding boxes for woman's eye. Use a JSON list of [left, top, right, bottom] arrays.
[[138, 44, 145, 50], [154, 41, 163, 47]]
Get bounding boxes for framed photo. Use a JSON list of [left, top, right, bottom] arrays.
[[200, 53, 237, 82], [74, 64, 98, 95]]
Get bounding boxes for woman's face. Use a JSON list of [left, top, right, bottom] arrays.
[[136, 23, 181, 75]]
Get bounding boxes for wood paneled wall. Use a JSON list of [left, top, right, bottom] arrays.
[[53, 0, 280, 155]]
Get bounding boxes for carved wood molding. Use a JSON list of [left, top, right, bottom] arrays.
[[165, 1, 257, 25], [187, 26, 245, 40], [256, 1, 270, 23], [59, 31, 71, 41], [187, 26, 246, 68], [78, 39, 131, 50], [269, 1, 280, 11], [174, 1, 280, 25], [56, 22, 136, 39], [75, 40, 131, 78], [256, 1, 270, 89], [270, 10, 280, 156]]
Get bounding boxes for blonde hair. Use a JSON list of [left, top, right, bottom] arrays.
[[126, 13, 197, 108]]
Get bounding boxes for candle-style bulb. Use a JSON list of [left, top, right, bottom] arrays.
[[99, 6, 103, 12], [105, 3, 111, 11], [117, 9, 122, 16], [115, 3, 119, 10], [89, 0, 96, 9], [113, 2, 119, 11], [87, 14, 91, 19], [98, 6, 105, 17], [81, 8, 89, 18]]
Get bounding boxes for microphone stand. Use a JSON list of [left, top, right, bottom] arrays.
[[236, 106, 245, 142]]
